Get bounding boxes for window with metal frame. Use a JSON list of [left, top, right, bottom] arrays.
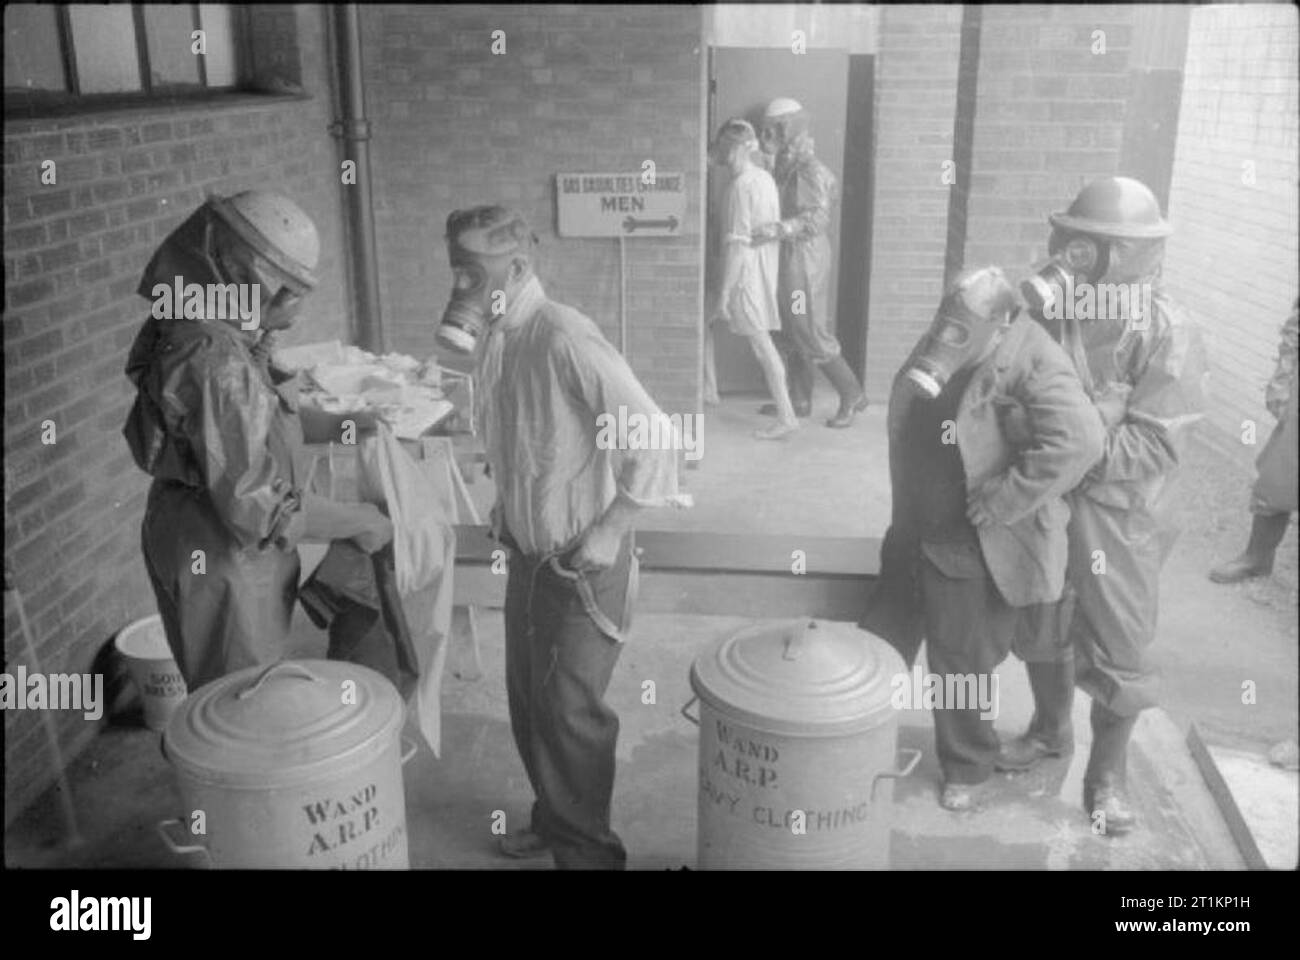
[[4, 3, 251, 116]]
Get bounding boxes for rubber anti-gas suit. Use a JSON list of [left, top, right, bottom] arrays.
[[772, 135, 842, 365], [1023, 241, 1208, 717], [124, 205, 309, 689], [1253, 303, 1299, 516]]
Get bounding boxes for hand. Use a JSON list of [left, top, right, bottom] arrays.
[[568, 522, 623, 573], [1093, 382, 1132, 429], [351, 503, 394, 554], [966, 496, 999, 529], [966, 481, 1002, 529], [751, 222, 783, 244]]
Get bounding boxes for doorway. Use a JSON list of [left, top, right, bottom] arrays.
[[706, 46, 868, 395]]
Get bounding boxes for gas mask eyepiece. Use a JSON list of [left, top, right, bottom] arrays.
[[905, 266, 1018, 400], [1020, 234, 1103, 316]]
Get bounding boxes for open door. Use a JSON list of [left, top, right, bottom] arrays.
[[706, 47, 849, 395]]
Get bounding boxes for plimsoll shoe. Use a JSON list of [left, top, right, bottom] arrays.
[[499, 829, 552, 859]]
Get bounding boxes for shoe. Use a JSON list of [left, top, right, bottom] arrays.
[[995, 661, 1075, 772], [996, 733, 1072, 772], [754, 420, 798, 441], [1084, 778, 1136, 836], [826, 394, 868, 429], [939, 782, 986, 812], [499, 829, 551, 859], [1209, 512, 1291, 583], [759, 402, 811, 418]]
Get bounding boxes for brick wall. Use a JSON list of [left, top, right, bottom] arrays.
[[863, 4, 964, 399], [361, 3, 704, 417], [2, 5, 348, 820], [961, 4, 1135, 283], [1163, 4, 1300, 459]]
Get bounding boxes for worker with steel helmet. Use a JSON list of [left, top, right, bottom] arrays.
[[998, 176, 1208, 836], [752, 97, 868, 428], [124, 191, 394, 690]]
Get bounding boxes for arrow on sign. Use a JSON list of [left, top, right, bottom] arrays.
[[623, 215, 679, 233]]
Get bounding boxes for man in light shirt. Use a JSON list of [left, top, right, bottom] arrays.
[[437, 206, 689, 869]]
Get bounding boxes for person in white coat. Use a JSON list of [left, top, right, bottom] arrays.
[[707, 118, 799, 440]]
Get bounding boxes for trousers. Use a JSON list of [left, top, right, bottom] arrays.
[[503, 534, 638, 869]]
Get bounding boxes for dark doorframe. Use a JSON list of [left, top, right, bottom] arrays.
[[837, 53, 875, 383]]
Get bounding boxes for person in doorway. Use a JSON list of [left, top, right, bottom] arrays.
[[752, 97, 868, 428], [124, 191, 393, 690], [1209, 301, 1297, 583], [862, 266, 1104, 811], [708, 118, 799, 440], [435, 205, 689, 869], [998, 176, 1208, 837]]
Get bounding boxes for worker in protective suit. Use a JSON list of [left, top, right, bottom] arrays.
[[997, 177, 1208, 836], [1210, 301, 1297, 582], [753, 98, 868, 428], [124, 191, 394, 690], [862, 266, 1103, 810]]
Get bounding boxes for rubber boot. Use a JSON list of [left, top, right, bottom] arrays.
[[821, 354, 868, 428], [1209, 512, 1291, 583], [1082, 701, 1138, 837], [996, 660, 1075, 772]]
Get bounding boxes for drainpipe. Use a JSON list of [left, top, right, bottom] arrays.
[[330, 4, 384, 353]]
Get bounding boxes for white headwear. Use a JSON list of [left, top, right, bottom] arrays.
[[763, 97, 804, 119]]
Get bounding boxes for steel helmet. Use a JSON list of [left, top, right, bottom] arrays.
[[207, 190, 320, 289], [1049, 176, 1172, 240]]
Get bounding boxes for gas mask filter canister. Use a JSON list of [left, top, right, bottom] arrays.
[[1019, 234, 1104, 317]]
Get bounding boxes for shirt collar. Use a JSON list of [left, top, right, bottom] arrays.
[[495, 274, 546, 333]]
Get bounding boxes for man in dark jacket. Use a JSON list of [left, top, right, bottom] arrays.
[[862, 266, 1104, 810]]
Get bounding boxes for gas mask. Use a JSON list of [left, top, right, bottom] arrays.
[[905, 266, 1019, 400], [1019, 231, 1108, 318], [437, 249, 519, 354], [436, 207, 536, 355]]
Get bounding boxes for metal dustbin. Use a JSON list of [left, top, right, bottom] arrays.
[[158, 659, 415, 869], [685, 618, 919, 869]]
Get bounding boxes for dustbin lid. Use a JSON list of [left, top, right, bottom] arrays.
[[162, 659, 403, 789], [690, 618, 905, 737]]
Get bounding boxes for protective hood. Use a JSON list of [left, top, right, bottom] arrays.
[[136, 203, 228, 304]]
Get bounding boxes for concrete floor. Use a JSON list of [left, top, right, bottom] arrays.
[[6, 389, 1291, 869]]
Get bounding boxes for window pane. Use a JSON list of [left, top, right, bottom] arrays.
[[3, 4, 66, 92], [144, 3, 201, 86], [198, 4, 236, 87], [68, 4, 141, 93]]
